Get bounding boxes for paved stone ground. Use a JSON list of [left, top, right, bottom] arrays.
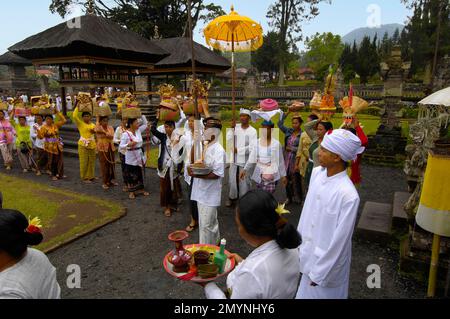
[[4, 156, 426, 299]]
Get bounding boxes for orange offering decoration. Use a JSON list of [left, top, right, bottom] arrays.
[[157, 84, 180, 122]]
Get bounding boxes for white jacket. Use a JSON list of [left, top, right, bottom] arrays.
[[205, 240, 300, 299], [298, 167, 360, 288]]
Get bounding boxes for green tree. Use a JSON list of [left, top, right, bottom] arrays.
[[355, 36, 380, 84], [401, 0, 450, 80], [251, 31, 280, 80], [49, 0, 224, 39], [267, 0, 331, 86], [304, 32, 344, 79], [379, 31, 393, 60], [339, 44, 355, 82]]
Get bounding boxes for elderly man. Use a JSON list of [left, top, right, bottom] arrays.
[[296, 129, 365, 299], [226, 109, 257, 207]]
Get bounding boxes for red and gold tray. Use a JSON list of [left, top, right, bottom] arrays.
[[163, 244, 235, 283]]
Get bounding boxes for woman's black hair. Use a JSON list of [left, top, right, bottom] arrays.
[[164, 121, 176, 128], [18, 116, 26, 121], [292, 116, 304, 125], [99, 116, 109, 122], [317, 121, 333, 132], [82, 112, 91, 118], [35, 114, 43, 120], [308, 114, 319, 121], [0, 209, 43, 259], [126, 118, 138, 129], [45, 115, 54, 120], [237, 190, 301, 249]]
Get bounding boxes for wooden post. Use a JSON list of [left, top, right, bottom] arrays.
[[61, 86, 67, 116]]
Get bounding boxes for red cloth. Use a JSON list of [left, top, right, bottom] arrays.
[[350, 125, 368, 185]]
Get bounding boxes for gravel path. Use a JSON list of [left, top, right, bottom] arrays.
[[4, 157, 426, 299]]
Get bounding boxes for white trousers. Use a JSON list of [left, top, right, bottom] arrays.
[[228, 164, 251, 200], [296, 274, 348, 299], [198, 203, 220, 245]]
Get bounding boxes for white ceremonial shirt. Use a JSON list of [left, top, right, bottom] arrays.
[[205, 240, 300, 299], [190, 142, 226, 207], [244, 139, 287, 184], [182, 129, 194, 185], [298, 167, 360, 289], [30, 123, 44, 149], [114, 126, 127, 155], [0, 248, 61, 299], [226, 124, 258, 167]]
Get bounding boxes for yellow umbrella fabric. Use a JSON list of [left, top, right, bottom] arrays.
[[204, 6, 263, 121], [204, 6, 263, 52]]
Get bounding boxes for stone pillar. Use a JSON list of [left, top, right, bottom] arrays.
[[364, 46, 410, 164]]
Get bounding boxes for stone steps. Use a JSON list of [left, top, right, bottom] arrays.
[[392, 192, 410, 230], [356, 202, 393, 244], [356, 191, 411, 244]]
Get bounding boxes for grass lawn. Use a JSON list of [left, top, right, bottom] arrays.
[[0, 174, 126, 253]]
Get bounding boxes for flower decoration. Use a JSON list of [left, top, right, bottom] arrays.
[[26, 216, 43, 234], [275, 203, 290, 216]]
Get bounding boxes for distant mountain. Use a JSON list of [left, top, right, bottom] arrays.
[[342, 24, 404, 45]]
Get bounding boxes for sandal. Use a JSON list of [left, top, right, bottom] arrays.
[[52, 177, 59, 181], [164, 209, 172, 217], [102, 184, 110, 190], [143, 192, 150, 197], [129, 192, 136, 200]]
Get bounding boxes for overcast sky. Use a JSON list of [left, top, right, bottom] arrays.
[[1, 0, 412, 54]]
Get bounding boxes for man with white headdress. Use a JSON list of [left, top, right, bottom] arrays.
[[188, 118, 226, 245], [226, 108, 257, 207], [296, 129, 365, 299]]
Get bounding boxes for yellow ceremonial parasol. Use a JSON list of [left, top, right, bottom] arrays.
[[204, 5, 263, 121]]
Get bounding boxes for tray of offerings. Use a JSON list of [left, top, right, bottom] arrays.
[[189, 163, 212, 176], [163, 244, 235, 283]]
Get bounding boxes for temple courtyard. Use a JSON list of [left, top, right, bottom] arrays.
[[1, 156, 426, 299]]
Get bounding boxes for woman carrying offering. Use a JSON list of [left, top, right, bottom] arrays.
[[114, 115, 129, 192], [0, 110, 15, 170], [95, 116, 117, 190], [241, 120, 287, 194], [37, 112, 67, 181], [73, 106, 96, 184], [119, 116, 150, 200], [31, 114, 48, 176], [278, 109, 303, 204], [204, 190, 301, 299], [9, 112, 33, 173]]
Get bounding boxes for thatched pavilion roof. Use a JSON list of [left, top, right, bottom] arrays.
[[150, 37, 230, 73], [9, 15, 169, 67], [0, 51, 32, 66]]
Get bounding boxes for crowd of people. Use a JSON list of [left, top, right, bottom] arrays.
[[0, 97, 369, 300]]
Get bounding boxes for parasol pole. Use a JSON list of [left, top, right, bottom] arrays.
[[427, 233, 441, 297], [187, 0, 199, 120], [232, 33, 236, 122]]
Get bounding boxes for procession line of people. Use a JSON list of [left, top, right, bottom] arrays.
[[0, 97, 370, 300]]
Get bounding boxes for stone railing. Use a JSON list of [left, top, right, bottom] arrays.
[[207, 84, 428, 104]]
